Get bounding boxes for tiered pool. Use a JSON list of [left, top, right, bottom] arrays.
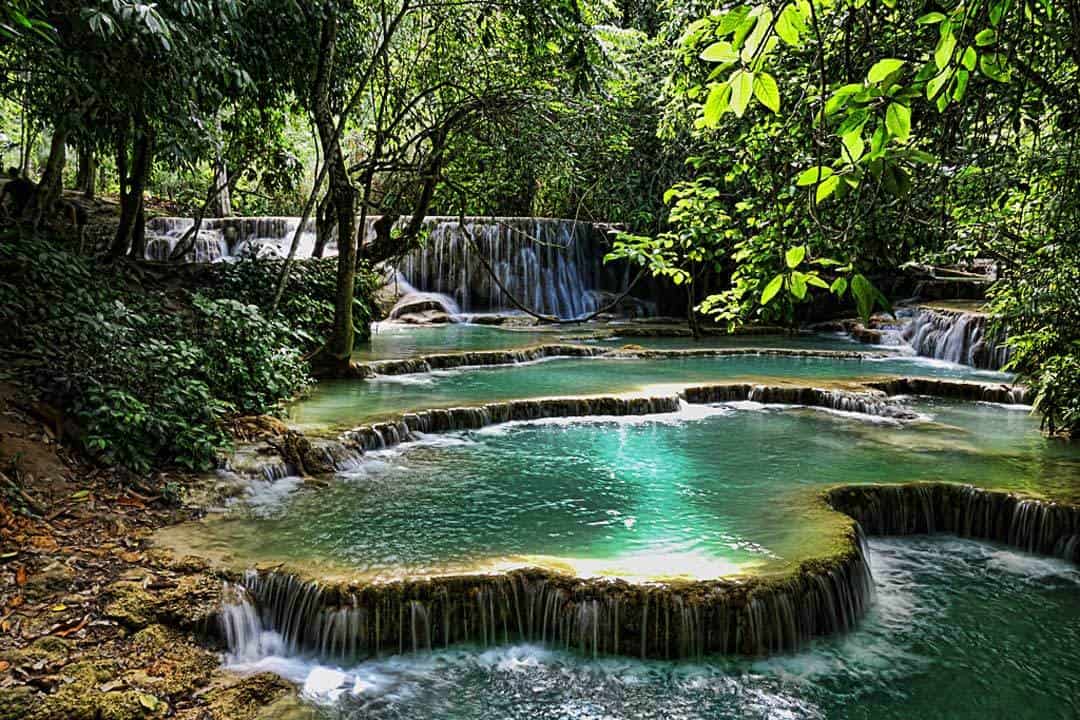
[[160, 323, 1080, 719]]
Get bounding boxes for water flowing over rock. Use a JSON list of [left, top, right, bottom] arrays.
[[826, 483, 1080, 562], [863, 377, 1029, 405], [393, 217, 623, 320], [358, 344, 607, 376], [342, 396, 682, 452], [145, 216, 318, 262], [217, 527, 872, 662], [683, 384, 921, 420], [896, 306, 1011, 370]]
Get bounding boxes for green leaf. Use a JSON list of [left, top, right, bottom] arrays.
[[953, 68, 970, 100], [730, 70, 754, 117], [796, 166, 834, 186], [927, 69, 951, 100], [824, 84, 863, 116], [785, 246, 806, 269], [975, 28, 997, 46], [703, 83, 730, 127], [842, 129, 865, 162], [979, 53, 1010, 81], [790, 271, 808, 300], [815, 174, 840, 203], [885, 103, 911, 142], [774, 8, 800, 46], [700, 41, 738, 63], [961, 46, 977, 71], [830, 277, 848, 296], [867, 59, 905, 84], [806, 274, 830, 289], [753, 72, 781, 113], [851, 273, 874, 322], [916, 12, 946, 24], [761, 274, 784, 305], [935, 29, 957, 69]]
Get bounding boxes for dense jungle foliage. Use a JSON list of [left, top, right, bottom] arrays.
[[1, 0, 1077, 474]]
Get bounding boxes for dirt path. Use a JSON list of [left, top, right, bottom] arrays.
[[0, 383, 309, 720]]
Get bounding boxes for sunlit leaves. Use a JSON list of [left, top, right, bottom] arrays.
[[815, 174, 840, 202], [867, 58, 904, 83], [703, 83, 731, 127], [934, 28, 957, 69], [730, 70, 754, 117], [760, 274, 784, 304], [885, 102, 911, 142], [785, 245, 806, 268], [752, 72, 780, 113], [700, 41, 737, 63], [796, 166, 833, 185]]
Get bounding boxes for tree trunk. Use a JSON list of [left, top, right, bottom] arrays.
[[76, 143, 96, 199], [212, 116, 231, 217], [112, 122, 153, 258], [313, 191, 335, 258], [24, 127, 68, 226], [311, 10, 359, 376]]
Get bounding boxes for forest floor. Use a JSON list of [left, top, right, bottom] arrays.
[[0, 382, 313, 720]]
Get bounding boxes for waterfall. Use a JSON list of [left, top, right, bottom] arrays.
[[216, 529, 872, 662], [683, 383, 921, 420], [896, 306, 1011, 370], [826, 483, 1080, 562], [145, 216, 317, 262], [394, 217, 607, 320]]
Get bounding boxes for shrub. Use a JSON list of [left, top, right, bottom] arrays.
[[0, 229, 319, 472]]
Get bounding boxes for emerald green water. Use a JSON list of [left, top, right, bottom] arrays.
[[185, 398, 1077, 582], [291, 354, 1009, 430], [353, 323, 862, 361], [233, 537, 1080, 719]]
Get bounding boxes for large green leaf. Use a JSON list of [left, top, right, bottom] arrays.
[[867, 58, 904, 83], [885, 102, 911, 142], [815, 174, 840, 202], [796, 166, 834, 186], [703, 83, 730, 127], [760, 274, 784, 304], [785, 245, 806, 269], [730, 70, 754, 117], [700, 41, 737, 63], [753, 72, 781, 113]]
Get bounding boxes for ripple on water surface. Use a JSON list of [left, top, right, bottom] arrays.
[[161, 398, 1080, 582]]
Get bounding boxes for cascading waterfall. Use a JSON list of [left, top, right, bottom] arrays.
[[683, 383, 922, 420], [896, 306, 1011, 370], [145, 216, 318, 262], [216, 528, 873, 663], [826, 483, 1080, 562], [394, 217, 608, 320]]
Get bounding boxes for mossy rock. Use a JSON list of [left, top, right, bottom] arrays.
[[104, 575, 223, 632], [0, 686, 36, 720], [202, 672, 295, 719], [0, 634, 72, 668], [125, 625, 218, 697]]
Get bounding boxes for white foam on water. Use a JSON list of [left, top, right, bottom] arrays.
[[243, 475, 305, 515], [472, 403, 733, 436]]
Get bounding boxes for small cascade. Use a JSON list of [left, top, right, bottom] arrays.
[[393, 217, 606, 320], [863, 377, 1029, 405], [216, 530, 872, 662], [341, 395, 682, 452], [361, 343, 606, 376], [683, 384, 920, 420], [896, 306, 1011, 370], [827, 484, 1080, 560], [145, 216, 318, 262]]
